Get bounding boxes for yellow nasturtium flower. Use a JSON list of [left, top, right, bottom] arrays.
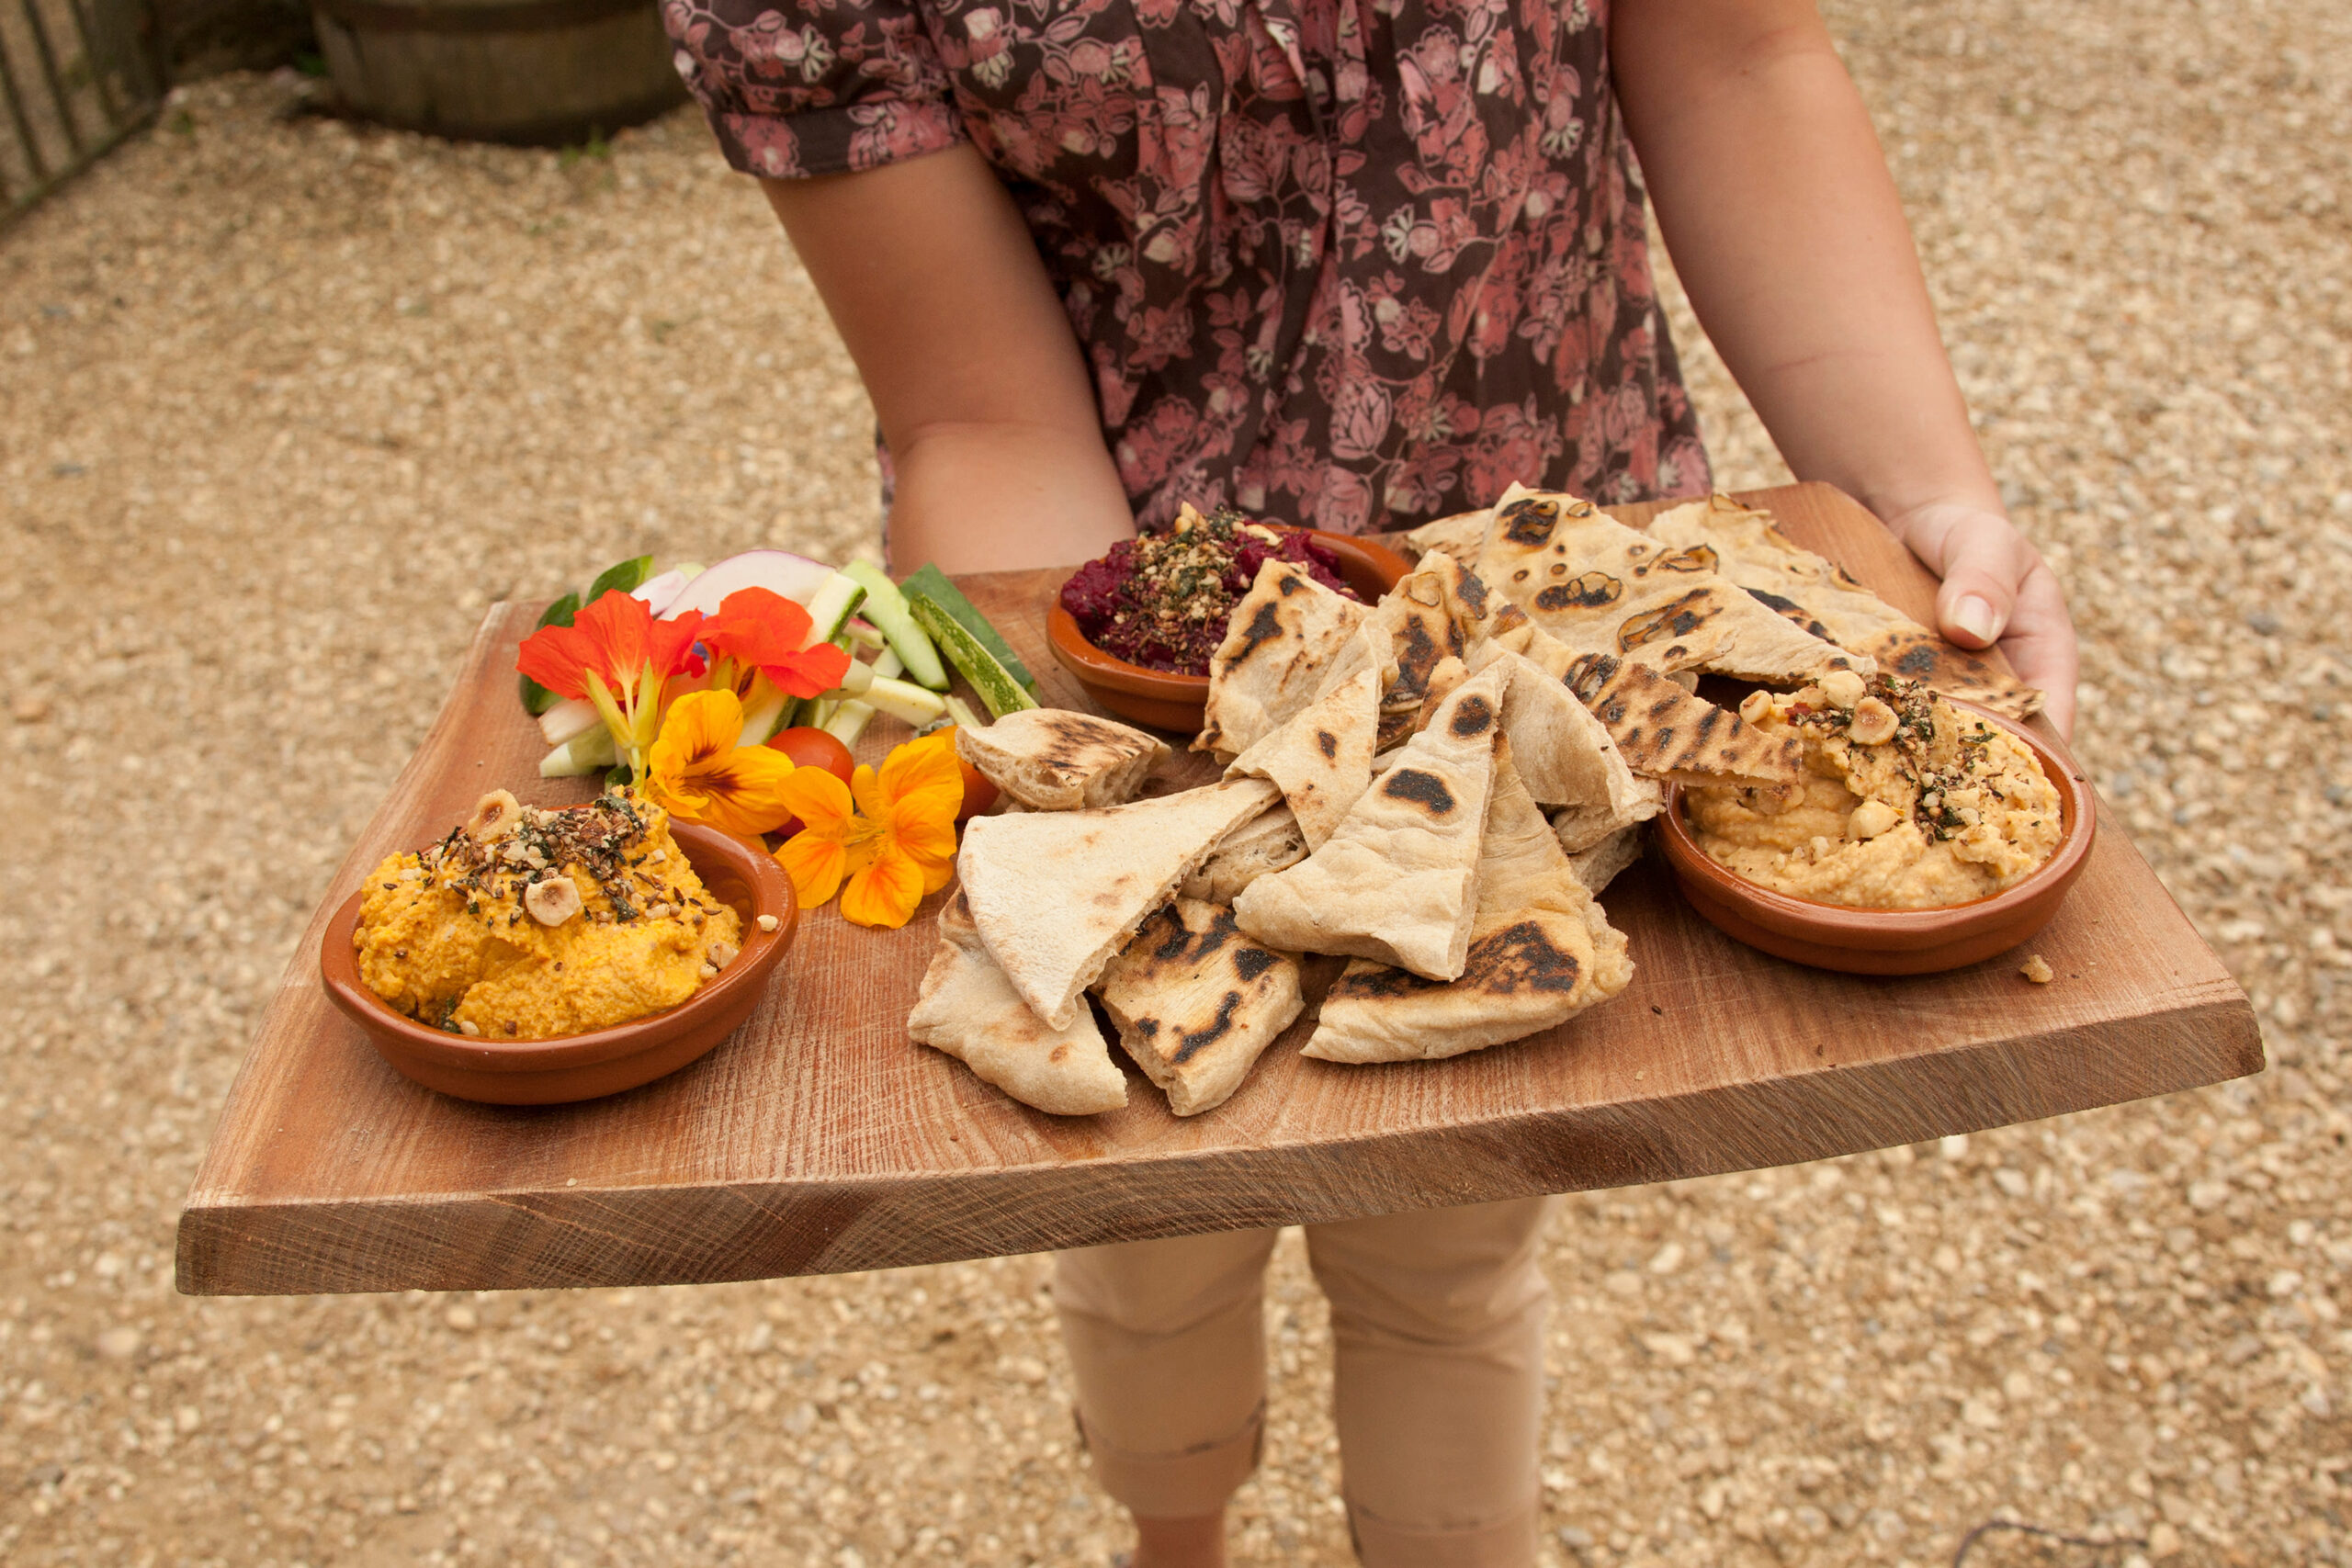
[[643, 689, 800, 838], [775, 730, 962, 928]]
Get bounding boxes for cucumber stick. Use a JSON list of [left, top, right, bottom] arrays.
[[804, 572, 868, 647], [540, 726, 616, 778], [899, 565, 1035, 692], [822, 649, 902, 747], [842, 562, 949, 691], [905, 594, 1037, 718]]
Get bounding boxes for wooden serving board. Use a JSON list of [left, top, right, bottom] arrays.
[[177, 484, 2261, 1296]]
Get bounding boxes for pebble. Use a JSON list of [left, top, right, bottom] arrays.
[[2, 6, 2346, 1562]]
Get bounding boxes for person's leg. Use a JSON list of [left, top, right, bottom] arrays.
[[1305, 1195, 1558, 1568], [1054, 1227, 1283, 1567]]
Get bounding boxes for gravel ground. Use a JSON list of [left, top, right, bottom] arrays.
[[1, 1, 2346, 1562]]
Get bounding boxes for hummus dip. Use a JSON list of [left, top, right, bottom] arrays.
[[355, 789, 744, 1039], [1682, 675, 2061, 909]]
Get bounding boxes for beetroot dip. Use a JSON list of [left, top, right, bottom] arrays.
[[1059, 506, 1358, 676]]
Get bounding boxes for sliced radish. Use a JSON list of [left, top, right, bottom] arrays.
[[630, 570, 691, 617], [537, 695, 602, 747], [662, 550, 836, 617]]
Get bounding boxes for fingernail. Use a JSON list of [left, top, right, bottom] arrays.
[[1953, 595, 2000, 644]]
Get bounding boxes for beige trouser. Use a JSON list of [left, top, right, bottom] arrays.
[[1054, 1195, 1555, 1567]]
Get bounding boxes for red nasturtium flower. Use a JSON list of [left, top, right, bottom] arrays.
[[515, 590, 707, 777], [695, 588, 852, 699]]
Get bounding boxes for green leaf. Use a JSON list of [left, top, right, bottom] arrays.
[[586, 555, 655, 604], [518, 591, 583, 715]]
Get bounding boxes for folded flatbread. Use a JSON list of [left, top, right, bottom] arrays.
[[1403, 508, 1490, 562], [1179, 804, 1309, 902], [956, 708, 1170, 811], [1464, 643, 1657, 842], [1233, 662, 1505, 980], [908, 892, 1128, 1115], [1646, 492, 2042, 718], [1565, 652, 1802, 787], [1194, 561, 1368, 759], [1561, 821, 1644, 894], [1305, 750, 1633, 1063], [1226, 660, 1381, 851], [960, 778, 1281, 1029], [1092, 898, 1304, 1116], [1473, 483, 1870, 683]]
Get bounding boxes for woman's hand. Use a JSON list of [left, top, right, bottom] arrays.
[[1883, 500, 2080, 737]]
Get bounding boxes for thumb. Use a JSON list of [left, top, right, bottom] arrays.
[[1915, 511, 2028, 649]]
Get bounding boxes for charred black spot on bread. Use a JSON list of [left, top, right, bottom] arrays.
[[1498, 497, 1560, 546], [1382, 768, 1457, 815], [1135, 1017, 1159, 1039], [1656, 544, 1718, 574], [1744, 587, 1833, 641], [1536, 571, 1623, 613], [1396, 617, 1442, 694], [1448, 568, 1488, 614], [1896, 644, 1940, 676], [1147, 908, 1192, 962], [1449, 695, 1497, 737], [1619, 589, 1716, 651], [1329, 964, 1438, 1000], [1315, 728, 1338, 759], [1232, 947, 1278, 981], [1467, 920, 1582, 994], [1170, 991, 1244, 1064], [1275, 572, 1307, 596], [1226, 602, 1287, 667]]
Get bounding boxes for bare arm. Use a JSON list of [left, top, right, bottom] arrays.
[[1614, 0, 2078, 732], [760, 146, 1134, 576]]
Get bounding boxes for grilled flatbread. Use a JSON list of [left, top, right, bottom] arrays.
[[1473, 483, 1869, 683], [960, 778, 1281, 1030], [1464, 644, 1657, 841], [1403, 508, 1490, 562], [1226, 660, 1381, 851], [908, 892, 1128, 1115], [1233, 662, 1505, 980], [1646, 492, 2042, 718], [1179, 804, 1309, 902], [1363, 556, 1483, 750], [1565, 652, 1802, 787], [1194, 561, 1367, 759], [1092, 898, 1304, 1116], [956, 708, 1170, 811], [1562, 821, 1644, 893], [1305, 751, 1632, 1063]]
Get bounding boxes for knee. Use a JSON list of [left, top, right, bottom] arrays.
[[1308, 1201, 1553, 1345], [1054, 1231, 1273, 1339]]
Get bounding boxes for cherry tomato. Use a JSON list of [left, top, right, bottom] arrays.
[[764, 726, 854, 785], [955, 755, 998, 824]]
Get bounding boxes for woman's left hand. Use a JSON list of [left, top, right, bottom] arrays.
[[1883, 501, 2080, 738]]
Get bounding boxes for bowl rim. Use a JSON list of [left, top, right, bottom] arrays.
[[1046, 525, 1414, 694], [319, 819, 797, 1073], [1654, 696, 2097, 936]]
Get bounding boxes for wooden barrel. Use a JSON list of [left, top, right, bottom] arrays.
[[311, 0, 688, 146]]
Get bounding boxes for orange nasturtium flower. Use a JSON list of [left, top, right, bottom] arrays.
[[643, 690, 800, 838], [515, 590, 707, 777], [774, 730, 962, 929], [695, 588, 852, 700]]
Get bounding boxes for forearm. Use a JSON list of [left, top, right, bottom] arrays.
[[760, 148, 1133, 574], [1613, 6, 1996, 532]]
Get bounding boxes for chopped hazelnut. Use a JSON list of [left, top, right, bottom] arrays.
[[1848, 696, 1899, 744], [524, 876, 582, 927], [707, 940, 740, 969], [1738, 689, 1776, 725], [1848, 799, 1901, 840], [1817, 670, 1868, 709], [755, 914, 780, 932], [2019, 954, 2055, 984]]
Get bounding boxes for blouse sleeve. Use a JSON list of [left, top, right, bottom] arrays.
[[659, 0, 966, 179]]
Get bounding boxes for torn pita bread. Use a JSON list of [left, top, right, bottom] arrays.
[[1180, 804, 1309, 902], [1305, 750, 1632, 1063], [1233, 663, 1504, 980], [960, 778, 1281, 1030], [1363, 556, 1480, 750], [908, 893, 1128, 1115], [1464, 643, 1657, 841], [1194, 561, 1367, 759], [1403, 508, 1490, 562], [1565, 652, 1803, 788], [1092, 898, 1304, 1116], [1561, 821, 1644, 893], [1473, 482, 1870, 683], [1226, 660, 1381, 851], [1646, 492, 2042, 718], [956, 708, 1170, 811]]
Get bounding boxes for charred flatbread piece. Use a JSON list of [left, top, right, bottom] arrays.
[[1473, 482, 1870, 683], [1566, 652, 1802, 788], [1092, 898, 1304, 1116], [1464, 644, 1658, 845], [1403, 508, 1490, 562], [1194, 561, 1367, 759], [1560, 821, 1644, 893], [1179, 805, 1308, 903], [1306, 751, 1633, 1063], [1233, 662, 1506, 980], [960, 778, 1281, 1030], [956, 708, 1170, 811], [1226, 660, 1381, 851], [1646, 492, 2042, 718], [908, 893, 1127, 1115], [1363, 556, 1482, 750]]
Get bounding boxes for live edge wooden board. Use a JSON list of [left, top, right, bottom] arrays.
[[178, 483, 2262, 1296]]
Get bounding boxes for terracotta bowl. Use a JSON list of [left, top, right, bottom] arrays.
[[1655, 699, 2097, 976], [320, 822, 797, 1104], [1046, 527, 1415, 735]]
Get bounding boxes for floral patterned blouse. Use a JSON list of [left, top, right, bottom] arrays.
[[662, 0, 1712, 534]]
